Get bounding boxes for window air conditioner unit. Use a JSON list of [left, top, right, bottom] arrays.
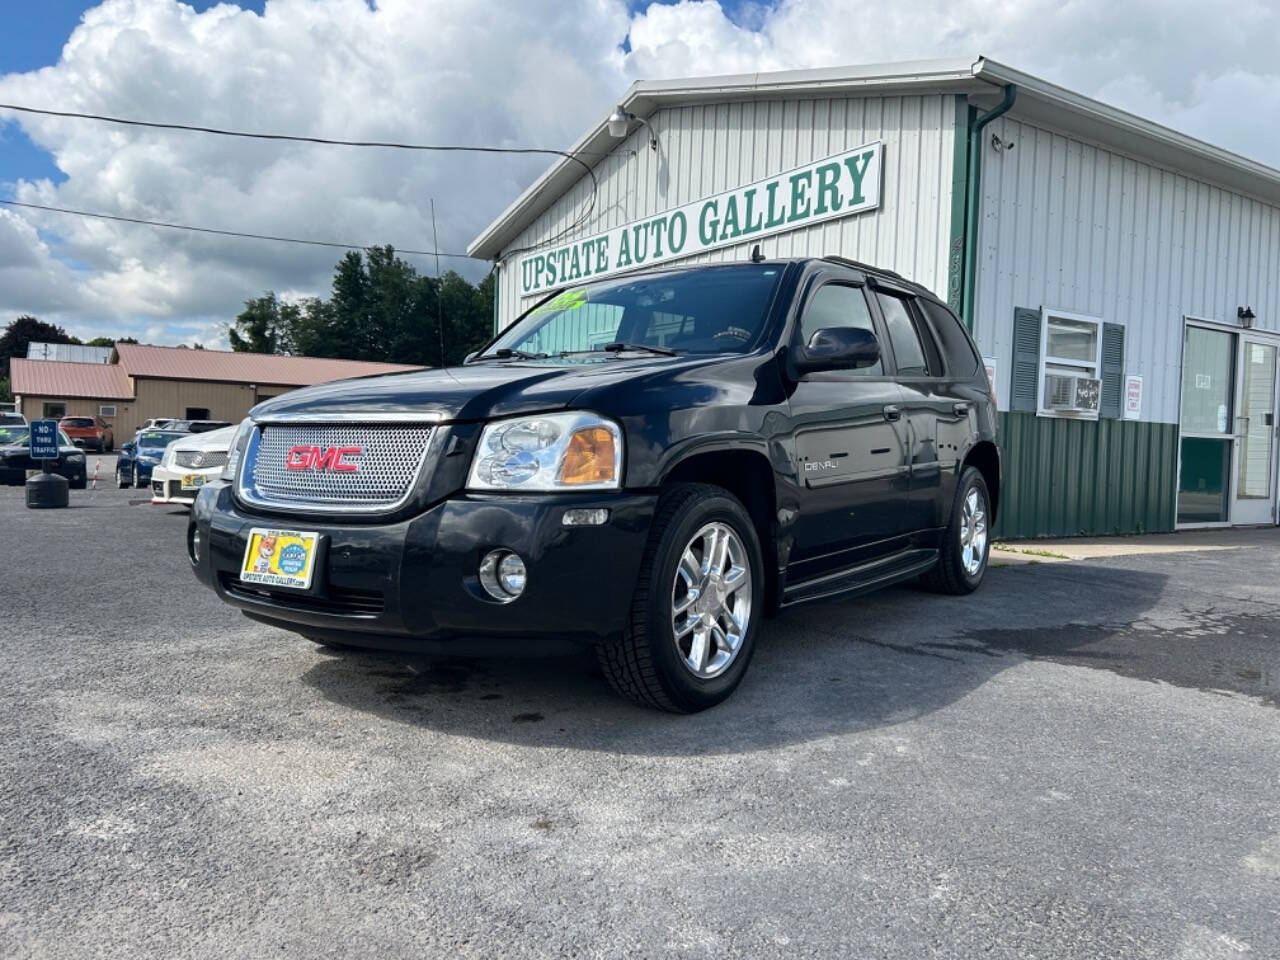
[[1044, 373, 1101, 414]]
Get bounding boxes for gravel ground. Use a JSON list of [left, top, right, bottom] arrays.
[[1, 455, 1277, 959]]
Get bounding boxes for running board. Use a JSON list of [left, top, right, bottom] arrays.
[[779, 548, 939, 608]]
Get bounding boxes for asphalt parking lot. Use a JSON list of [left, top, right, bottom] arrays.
[[1, 455, 1277, 959]]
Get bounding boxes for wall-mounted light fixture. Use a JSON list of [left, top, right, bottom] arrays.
[[1238, 306, 1256, 328], [607, 106, 658, 151]]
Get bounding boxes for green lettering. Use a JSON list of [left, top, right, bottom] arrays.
[[787, 170, 813, 223], [616, 228, 632, 268], [741, 187, 764, 235], [596, 237, 609, 273], [649, 216, 667, 259], [668, 211, 688, 253], [765, 181, 787, 228], [699, 200, 719, 245], [719, 195, 741, 241], [813, 163, 842, 216], [631, 224, 649, 264], [568, 244, 582, 281], [843, 150, 876, 206]]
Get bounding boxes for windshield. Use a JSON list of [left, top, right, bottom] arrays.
[[137, 431, 184, 449], [0, 428, 73, 447], [62, 417, 94, 427], [481, 264, 784, 360]]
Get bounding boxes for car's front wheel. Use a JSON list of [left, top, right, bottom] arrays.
[[131, 463, 140, 488], [922, 465, 991, 594], [116, 464, 129, 489], [597, 483, 763, 713]]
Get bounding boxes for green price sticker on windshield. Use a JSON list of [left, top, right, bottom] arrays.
[[533, 289, 589, 314]]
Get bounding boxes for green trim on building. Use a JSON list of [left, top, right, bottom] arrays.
[[945, 96, 971, 315], [994, 413, 1178, 539]]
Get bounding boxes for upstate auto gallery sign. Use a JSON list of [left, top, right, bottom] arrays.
[[517, 141, 883, 297]]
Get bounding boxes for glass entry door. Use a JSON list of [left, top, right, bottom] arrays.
[[1178, 326, 1236, 524], [1231, 335, 1279, 525]]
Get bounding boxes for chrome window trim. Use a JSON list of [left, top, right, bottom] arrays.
[[234, 423, 434, 516]]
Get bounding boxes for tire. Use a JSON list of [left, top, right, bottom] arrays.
[[71, 476, 87, 490], [116, 465, 129, 489], [596, 483, 764, 713], [921, 465, 991, 595], [131, 463, 140, 489]]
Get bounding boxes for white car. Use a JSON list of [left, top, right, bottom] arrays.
[[150, 424, 236, 505]]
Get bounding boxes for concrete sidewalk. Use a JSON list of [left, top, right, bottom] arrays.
[[993, 525, 1280, 564]]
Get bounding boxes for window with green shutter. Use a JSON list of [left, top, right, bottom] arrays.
[[1015, 306, 1122, 420]]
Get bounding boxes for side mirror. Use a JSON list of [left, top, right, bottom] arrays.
[[792, 327, 881, 375], [122, 442, 135, 455]]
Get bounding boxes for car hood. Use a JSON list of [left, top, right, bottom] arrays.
[[172, 424, 237, 453], [250, 356, 717, 423]]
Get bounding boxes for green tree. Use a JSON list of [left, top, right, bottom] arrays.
[[0, 377, 10, 404], [226, 246, 497, 367], [227, 293, 300, 354], [0, 315, 78, 378]]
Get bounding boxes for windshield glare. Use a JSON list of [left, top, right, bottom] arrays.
[[138, 432, 182, 449], [484, 265, 784, 359]]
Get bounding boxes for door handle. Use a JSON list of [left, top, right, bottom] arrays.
[[952, 401, 971, 416], [883, 404, 902, 421]]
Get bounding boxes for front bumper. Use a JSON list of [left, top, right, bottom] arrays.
[[190, 483, 656, 655], [151, 464, 219, 504]]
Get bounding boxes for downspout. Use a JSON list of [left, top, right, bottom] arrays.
[[961, 83, 1016, 330], [491, 261, 501, 334]]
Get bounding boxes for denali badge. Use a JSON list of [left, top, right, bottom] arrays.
[[285, 445, 362, 472]]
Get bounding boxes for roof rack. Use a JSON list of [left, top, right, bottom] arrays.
[[819, 255, 908, 283]]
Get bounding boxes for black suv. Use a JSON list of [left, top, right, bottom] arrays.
[[189, 257, 999, 712]]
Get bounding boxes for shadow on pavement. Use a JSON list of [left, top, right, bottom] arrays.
[[299, 562, 1187, 756]]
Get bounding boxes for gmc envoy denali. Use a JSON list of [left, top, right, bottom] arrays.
[[189, 256, 1000, 712]]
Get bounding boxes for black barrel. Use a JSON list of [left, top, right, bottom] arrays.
[[26, 472, 69, 509]]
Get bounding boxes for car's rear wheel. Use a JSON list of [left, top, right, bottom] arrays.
[[131, 463, 140, 488], [921, 465, 991, 595], [597, 483, 763, 713]]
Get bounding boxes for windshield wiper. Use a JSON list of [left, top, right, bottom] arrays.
[[472, 348, 549, 362], [561, 342, 678, 358]]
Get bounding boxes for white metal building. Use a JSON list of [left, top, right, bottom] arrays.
[[469, 57, 1280, 538]]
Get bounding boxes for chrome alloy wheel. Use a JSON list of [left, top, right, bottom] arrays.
[[671, 521, 753, 679], [960, 486, 988, 576]]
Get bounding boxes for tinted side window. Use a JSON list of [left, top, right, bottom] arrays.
[[919, 299, 980, 377], [800, 283, 882, 376], [875, 292, 934, 377]]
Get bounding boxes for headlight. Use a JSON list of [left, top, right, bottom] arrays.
[[222, 417, 254, 481], [67, 453, 85, 463], [468, 412, 622, 491]]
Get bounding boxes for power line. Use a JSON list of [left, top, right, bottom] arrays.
[[0, 197, 481, 260], [0, 101, 601, 249]]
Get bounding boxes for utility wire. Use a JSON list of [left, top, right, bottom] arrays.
[[0, 197, 481, 260], [0, 102, 601, 250]]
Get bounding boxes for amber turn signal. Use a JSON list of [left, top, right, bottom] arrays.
[[559, 426, 617, 485]]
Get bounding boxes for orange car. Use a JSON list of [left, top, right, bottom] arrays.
[[59, 416, 115, 452]]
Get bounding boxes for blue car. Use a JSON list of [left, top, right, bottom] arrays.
[[116, 430, 186, 488]]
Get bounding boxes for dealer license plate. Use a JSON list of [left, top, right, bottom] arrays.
[[181, 473, 206, 491], [240, 528, 320, 590]]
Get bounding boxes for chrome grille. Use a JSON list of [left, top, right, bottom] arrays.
[[245, 423, 433, 509], [176, 450, 228, 469]]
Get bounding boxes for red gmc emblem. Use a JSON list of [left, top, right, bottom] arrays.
[[285, 445, 362, 472]]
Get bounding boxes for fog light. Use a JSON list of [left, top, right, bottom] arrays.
[[562, 508, 609, 527], [479, 550, 526, 602]]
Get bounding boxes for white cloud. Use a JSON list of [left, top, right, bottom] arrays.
[[1, 0, 1278, 346]]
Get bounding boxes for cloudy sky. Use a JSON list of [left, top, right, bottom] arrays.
[[2, 0, 1278, 347]]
